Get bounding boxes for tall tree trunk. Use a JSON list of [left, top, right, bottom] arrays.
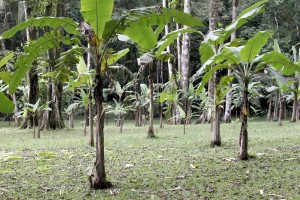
[[207, 0, 219, 125], [89, 74, 111, 189], [273, 91, 279, 121], [147, 74, 155, 138], [163, 0, 173, 78], [224, 0, 239, 123], [267, 95, 272, 121], [283, 98, 287, 120], [69, 110, 74, 128], [278, 93, 283, 126], [291, 81, 298, 122], [211, 71, 221, 146], [180, 0, 191, 124], [239, 81, 249, 160], [12, 94, 20, 127], [20, 5, 39, 129], [41, 1, 65, 130], [89, 92, 94, 146], [177, 23, 182, 78]]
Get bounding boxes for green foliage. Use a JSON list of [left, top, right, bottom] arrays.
[[155, 28, 202, 57], [9, 31, 80, 94], [0, 17, 79, 39], [262, 51, 300, 75], [104, 7, 203, 49], [80, 0, 114, 37], [107, 48, 130, 65], [0, 52, 14, 69], [0, 92, 14, 114], [224, 0, 268, 39], [240, 31, 273, 63]]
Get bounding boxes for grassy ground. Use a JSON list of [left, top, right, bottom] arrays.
[[0, 119, 299, 199]]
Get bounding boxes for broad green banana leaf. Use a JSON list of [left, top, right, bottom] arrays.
[[0, 92, 14, 114], [80, 0, 114, 38], [240, 31, 273, 63], [0, 17, 79, 39]]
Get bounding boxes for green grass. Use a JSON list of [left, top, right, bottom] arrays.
[[0, 119, 299, 199]]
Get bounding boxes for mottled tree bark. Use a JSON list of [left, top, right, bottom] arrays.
[[40, 1, 65, 130], [207, 0, 219, 125], [291, 82, 298, 122], [224, 0, 239, 123], [163, 0, 173, 78], [20, 6, 39, 129], [278, 93, 283, 126], [239, 81, 249, 160], [267, 95, 272, 121], [89, 74, 112, 189], [181, 0, 191, 124], [147, 74, 155, 138], [211, 71, 221, 147], [89, 93, 94, 146], [273, 91, 279, 121]]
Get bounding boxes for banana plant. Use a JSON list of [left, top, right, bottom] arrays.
[[195, 0, 270, 147], [0, 52, 15, 114], [199, 30, 300, 160], [23, 99, 51, 138], [106, 99, 133, 133], [0, 0, 205, 190]]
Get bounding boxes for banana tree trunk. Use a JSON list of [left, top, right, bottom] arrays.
[[147, 75, 155, 138], [278, 93, 283, 126], [291, 82, 298, 122], [69, 110, 74, 128], [267, 95, 272, 121], [89, 74, 111, 189], [211, 71, 221, 147], [239, 81, 249, 160], [273, 91, 279, 121], [89, 93, 94, 147]]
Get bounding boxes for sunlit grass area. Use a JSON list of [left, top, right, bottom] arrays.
[[0, 119, 299, 199]]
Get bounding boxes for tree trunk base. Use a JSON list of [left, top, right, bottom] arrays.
[[238, 153, 249, 161], [211, 140, 221, 147], [88, 163, 112, 190], [147, 128, 155, 138], [88, 176, 112, 190]]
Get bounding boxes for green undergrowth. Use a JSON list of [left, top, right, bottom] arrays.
[[0, 120, 299, 199]]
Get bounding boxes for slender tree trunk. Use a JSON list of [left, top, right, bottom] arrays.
[[69, 110, 74, 128], [147, 74, 155, 138], [267, 95, 272, 121], [283, 98, 287, 120], [180, 0, 191, 124], [224, 0, 239, 123], [89, 93, 94, 146], [211, 71, 221, 146], [177, 23, 182, 77], [273, 91, 279, 121], [12, 94, 20, 127], [37, 113, 41, 138], [291, 81, 298, 122], [207, 0, 219, 125], [89, 74, 111, 189], [41, 1, 65, 130], [20, 6, 39, 129], [33, 116, 36, 138], [239, 81, 249, 160], [278, 93, 283, 126], [163, 0, 173, 78]]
